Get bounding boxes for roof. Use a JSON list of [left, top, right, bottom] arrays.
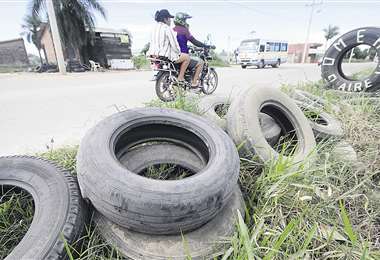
[[240, 38, 289, 44], [90, 27, 132, 36], [0, 38, 25, 44]]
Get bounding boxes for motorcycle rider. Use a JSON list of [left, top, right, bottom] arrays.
[[173, 12, 215, 88], [147, 9, 190, 83]]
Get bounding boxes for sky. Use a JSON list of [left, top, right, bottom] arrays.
[[0, 0, 379, 55]]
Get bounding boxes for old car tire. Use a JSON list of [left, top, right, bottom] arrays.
[[197, 95, 231, 130], [0, 156, 87, 260], [227, 86, 316, 163], [294, 100, 344, 140], [77, 108, 240, 235], [94, 187, 245, 260], [198, 95, 282, 145], [321, 27, 380, 92]]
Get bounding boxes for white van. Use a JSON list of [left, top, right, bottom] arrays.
[[238, 39, 288, 69]]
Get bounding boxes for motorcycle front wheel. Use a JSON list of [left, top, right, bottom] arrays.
[[155, 72, 177, 102], [201, 69, 218, 95]]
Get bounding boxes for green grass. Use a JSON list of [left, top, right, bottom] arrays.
[[0, 186, 34, 258], [350, 68, 375, 80], [132, 54, 150, 70], [1, 80, 380, 259], [0, 66, 27, 73], [145, 89, 201, 114]]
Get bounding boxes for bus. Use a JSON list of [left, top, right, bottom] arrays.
[[238, 39, 288, 69]]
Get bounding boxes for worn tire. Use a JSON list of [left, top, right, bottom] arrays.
[[227, 86, 316, 163], [0, 156, 87, 260], [95, 187, 245, 260], [294, 100, 344, 140], [77, 108, 240, 235], [321, 27, 380, 92], [198, 95, 282, 145], [197, 95, 231, 130]]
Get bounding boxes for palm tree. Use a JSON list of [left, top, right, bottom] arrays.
[[323, 25, 340, 51], [31, 0, 106, 59], [21, 13, 44, 65]]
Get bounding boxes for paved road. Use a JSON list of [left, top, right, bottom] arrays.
[[0, 63, 373, 156]]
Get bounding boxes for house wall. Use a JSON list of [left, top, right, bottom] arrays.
[[41, 27, 57, 64], [0, 38, 29, 66], [288, 43, 309, 63]]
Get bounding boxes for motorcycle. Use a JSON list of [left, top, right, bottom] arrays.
[[148, 46, 218, 102]]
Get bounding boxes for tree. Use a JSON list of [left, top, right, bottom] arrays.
[[31, 0, 106, 59], [323, 25, 340, 50], [21, 13, 44, 65]]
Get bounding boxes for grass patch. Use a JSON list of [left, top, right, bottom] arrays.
[[0, 186, 34, 258], [350, 68, 375, 80], [145, 89, 201, 114], [0, 66, 27, 73], [1, 80, 380, 259]]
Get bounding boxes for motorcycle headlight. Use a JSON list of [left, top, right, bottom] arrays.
[[163, 64, 168, 69]]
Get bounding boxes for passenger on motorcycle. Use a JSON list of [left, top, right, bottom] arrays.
[[147, 9, 190, 83], [173, 12, 215, 88]]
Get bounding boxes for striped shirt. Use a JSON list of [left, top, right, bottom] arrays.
[[147, 22, 181, 61]]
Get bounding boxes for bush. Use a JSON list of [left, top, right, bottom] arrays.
[[132, 54, 150, 70]]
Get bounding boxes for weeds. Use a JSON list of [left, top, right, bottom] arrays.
[[1, 80, 380, 259], [145, 89, 201, 114], [0, 186, 34, 258]]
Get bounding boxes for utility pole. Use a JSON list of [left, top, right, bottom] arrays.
[[227, 35, 231, 64], [46, 0, 66, 74], [302, 0, 321, 64]]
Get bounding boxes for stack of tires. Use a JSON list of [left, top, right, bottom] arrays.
[[76, 108, 243, 259], [198, 86, 346, 164], [0, 88, 351, 260]]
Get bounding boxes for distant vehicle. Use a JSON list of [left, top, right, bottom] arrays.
[[238, 39, 288, 69]]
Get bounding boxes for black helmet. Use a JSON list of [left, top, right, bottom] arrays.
[[155, 9, 174, 22]]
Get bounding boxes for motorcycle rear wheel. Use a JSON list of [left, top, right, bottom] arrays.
[[155, 72, 177, 102]]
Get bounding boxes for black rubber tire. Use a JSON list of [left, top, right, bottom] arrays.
[[272, 59, 280, 68], [77, 108, 240, 235], [258, 60, 265, 69], [321, 27, 380, 92], [294, 100, 344, 140], [155, 72, 176, 102], [197, 95, 282, 145], [0, 156, 87, 260], [94, 187, 245, 260], [201, 68, 218, 95], [227, 86, 316, 163], [241, 65, 247, 69]]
